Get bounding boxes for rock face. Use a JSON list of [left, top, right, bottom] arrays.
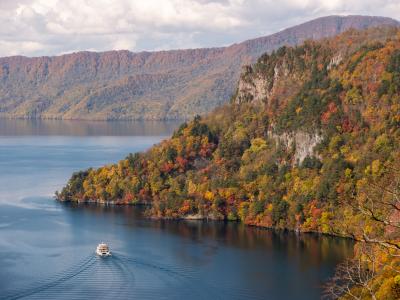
[[273, 131, 323, 163], [0, 15, 398, 120], [236, 66, 270, 106], [236, 60, 294, 106]]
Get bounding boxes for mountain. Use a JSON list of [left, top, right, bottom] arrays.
[[0, 15, 398, 120], [58, 26, 400, 297]]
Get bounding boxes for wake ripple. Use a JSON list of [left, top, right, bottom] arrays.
[[1, 252, 260, 299]]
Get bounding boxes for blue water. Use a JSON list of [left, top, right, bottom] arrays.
[[0, 120, 353, 300]]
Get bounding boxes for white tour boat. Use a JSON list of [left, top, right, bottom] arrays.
[[96, 243, 111, 257]]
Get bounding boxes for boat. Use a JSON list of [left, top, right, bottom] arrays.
[[96, 243, 111, 257]]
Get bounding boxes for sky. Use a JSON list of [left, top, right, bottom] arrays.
[[0, 0, 399, 57]]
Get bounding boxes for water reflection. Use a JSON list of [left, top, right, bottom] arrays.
[[63, 203, 354, 264], [61, 203, 354, 294], [0, 119, 180, 136]]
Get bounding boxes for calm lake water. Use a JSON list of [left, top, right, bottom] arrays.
[[0, 119, 353, 300]]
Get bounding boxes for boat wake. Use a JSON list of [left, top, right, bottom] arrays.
[[1, 250, 261, 299], [0, 252, 219, 300], [1, 253, 137, 299]]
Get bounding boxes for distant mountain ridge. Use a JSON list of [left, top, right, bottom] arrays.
[[0, 15, 398, 120]]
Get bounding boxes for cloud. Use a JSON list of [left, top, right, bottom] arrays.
[[0, 0, 398, 57]]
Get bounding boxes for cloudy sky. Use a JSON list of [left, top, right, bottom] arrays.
[[0, 0, 399, 57]]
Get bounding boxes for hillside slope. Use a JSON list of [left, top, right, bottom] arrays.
[[0, 15, 398, 120], [58, 27, 400, 298]]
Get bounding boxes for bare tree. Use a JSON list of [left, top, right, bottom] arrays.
[[323, 245, 378, 299], [325, 157, 400, 299]]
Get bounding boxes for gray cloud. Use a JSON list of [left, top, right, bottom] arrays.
[[0, 0, 398, 57]]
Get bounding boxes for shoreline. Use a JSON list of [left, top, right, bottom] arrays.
[[55, 197, 354, 240], [0, 115, 190, 122]]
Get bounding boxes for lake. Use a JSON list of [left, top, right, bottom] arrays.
[[0, 119, 353, 300]]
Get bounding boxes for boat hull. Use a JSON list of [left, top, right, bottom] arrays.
[[96, 250, 111, 257]]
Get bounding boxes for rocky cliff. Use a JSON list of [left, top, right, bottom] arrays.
[[235, 25, 399, 162], [0, 15, 398, 120]]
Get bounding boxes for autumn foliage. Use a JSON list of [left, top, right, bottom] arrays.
[[57, 27, 400, 298]]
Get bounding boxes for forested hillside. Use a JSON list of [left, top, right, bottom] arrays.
[[58, 27, 400, 298], [0, 15, 398, 120]]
